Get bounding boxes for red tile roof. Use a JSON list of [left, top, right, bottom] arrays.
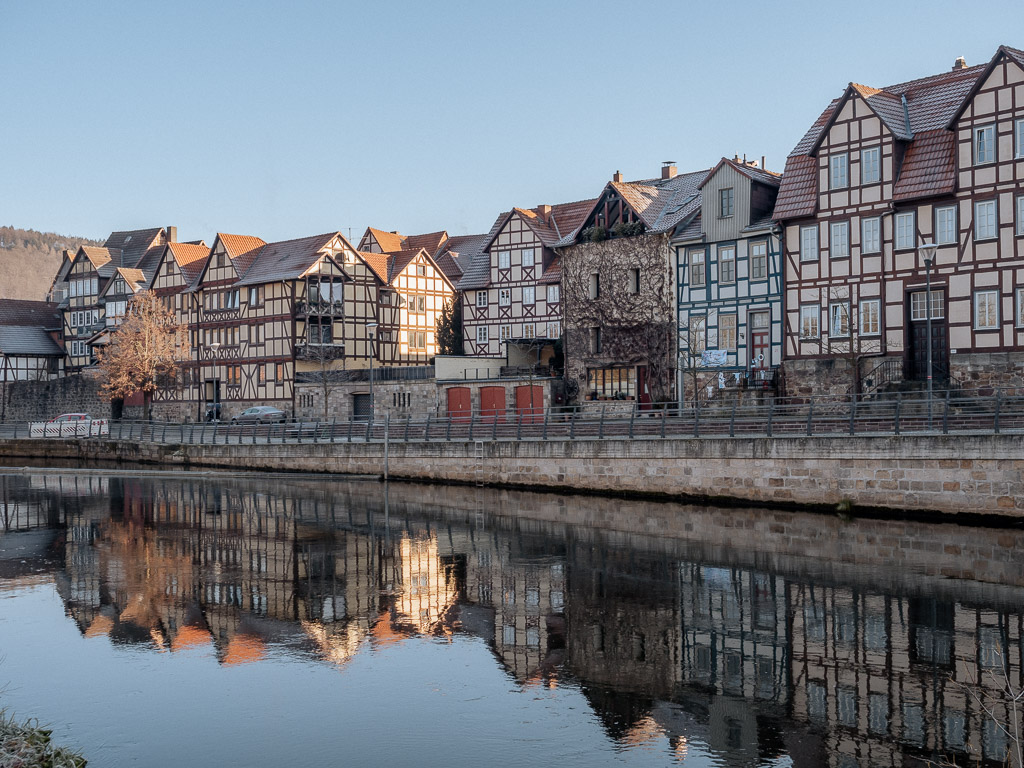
[[537, 257, 561, 285], [403, 230, 448, 254], [168, 242, 212, 284], [892, 129, 957, 201], [218, 233, 267, 277], [364, 227, 406, 254], [356, 251, 390, 283]]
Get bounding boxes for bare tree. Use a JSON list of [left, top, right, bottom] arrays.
[[96, 291, 190, 415], [799, 286, 884, 396]]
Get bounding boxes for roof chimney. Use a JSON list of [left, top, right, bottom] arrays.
[[952, 56, 967, 71], [613, 170, 624, 183], [166, 226, 177, 243], [661, 161, 677, 180], [536, 204, 552, 221]]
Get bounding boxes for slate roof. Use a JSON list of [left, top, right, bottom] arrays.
[[386, 248, 423, 283], [0, 325, 64, 356], [774, 57, 992, 220], [434, 233, 488, 283], [456, 211, 511, 291], [512, 199, 597, 249], [103, 228, 166, 268], [699, 157, 782, 190], [0, 299, 61, 327], [236, 233, 339, 286]]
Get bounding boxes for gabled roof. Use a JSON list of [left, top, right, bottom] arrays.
[[456, 211, 511, 291], [362, 227, 406, 254], [236, 232, 344, 286], [403, 230, 448, 254], [774, 57, 988, 220], [386, 248, 423, 283], [78, 246, 118, 274], [433, 233, 484, 284], [98, 267, 146, 298], [891, 129, 957, 201], [699, 157, 783, 190], [218, 233, 267, 277], [355, 251, 391, 283], [946, 45, 1024, 128], [0, 299, 61, 327], [103, 228, 166, 269], [166, 242, 211, 284], [0, 325, 63, 357], [537, 257, 561, 285]]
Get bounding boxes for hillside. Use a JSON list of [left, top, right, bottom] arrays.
[[0, 226, 103, 301]]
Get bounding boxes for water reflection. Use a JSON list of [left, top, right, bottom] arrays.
[[1, 470, 1022, 767]]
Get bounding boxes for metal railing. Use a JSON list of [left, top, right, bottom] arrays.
[[1, 387, 1022, 445]]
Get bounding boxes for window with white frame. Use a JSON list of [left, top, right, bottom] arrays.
[[1017, 196, 1024, 236], [750, 241, 767, 280], [862, 217, 881, 253], [830, 154, 849, 188], [1017, 287, 1024, 327], [687, 315, 706, 354], [935, 206, 957, 245], [800, 226, 818, 262], [719, 314, 737, 351], [522, 323, 535, 339], [910, 290, 945, 320], [547, 321, 561, 338], [689, 251, 706, 286], [522, 248, 535, 268], [589, 272, 600, 299], [895, 212, 916, 250], [499, 288, 511, 306], [859, 298, 880, 335], [522, 285, 535, 305], [974, 124, 995, 165], [590, 326, 602, 354], [1016, 119, 1024, 159], [719, 246, 736, 284], [974, 290, 999, 329], [829, 302, 850, 337], [546, 284, 559, 304], [475, 290, 487, 308], [497, 251, 510, 269], [799, 305, 820, 339], [831, 221, 850, 258], [499, 324, 512, 341], [975, 200, 997, 240], [861, 147, 880, 184], [476, 325, 489, 344], [629, 267, 640, 293]]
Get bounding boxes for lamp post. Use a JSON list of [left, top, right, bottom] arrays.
[[366, 321, 378, 420], [917, 242, 938, 429]]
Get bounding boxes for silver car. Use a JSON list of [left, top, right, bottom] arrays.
[[231, 406, 286, 424]]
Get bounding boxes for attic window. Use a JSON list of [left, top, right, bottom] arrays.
[[124, 235, 132, 243]]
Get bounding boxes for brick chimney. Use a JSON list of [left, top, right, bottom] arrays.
[[952, 56, 967, 71], [536, 204, 552, 221], [613, 170, 624, 183], [166, 226, 177, 243], [661, 161, 677, 180]]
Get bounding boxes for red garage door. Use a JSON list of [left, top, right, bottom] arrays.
[[446, 387, 471, 422], [479, 386, 506, 422], [515, 385, 543, 423]]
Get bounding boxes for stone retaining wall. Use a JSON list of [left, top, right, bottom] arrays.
[[2, 433, 1021, 518]]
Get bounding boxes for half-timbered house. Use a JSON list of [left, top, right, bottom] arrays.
[[673, 157, 783, 398], [459, 199, 594, 364], [380, 248, 455, 363], [775, 46, 1024, 395], [0, 299, 64, 382], [557, 165, 708, 406]]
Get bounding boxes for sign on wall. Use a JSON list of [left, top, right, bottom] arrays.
[[28, 420, 109, 438]]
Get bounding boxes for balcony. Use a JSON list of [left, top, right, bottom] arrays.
[[295, 299, 345, 319], [295, 342, 345, 361]]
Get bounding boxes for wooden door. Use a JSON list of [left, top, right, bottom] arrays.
[[637, 366, 652, 409], [446, 387, 471, 422], [479, 386, 506, 422], [749, 311, 770, 368], [908, 320, 948, 382], [515, 385, 543, 423]]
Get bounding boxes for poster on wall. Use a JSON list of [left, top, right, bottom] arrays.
[[700, 350, 728, 367]]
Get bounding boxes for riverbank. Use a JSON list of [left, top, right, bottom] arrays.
[[1, 432, 1022, 520]]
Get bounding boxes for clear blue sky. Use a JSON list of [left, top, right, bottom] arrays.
[[3, 0, 1023, 245]]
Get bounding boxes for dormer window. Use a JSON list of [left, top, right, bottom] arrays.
[[974, 125, 995, 165], [719, 188, 734, 218], [830, 154, 849, 189]]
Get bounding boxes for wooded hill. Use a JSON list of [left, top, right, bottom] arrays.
[[0, 226, 103, 301]]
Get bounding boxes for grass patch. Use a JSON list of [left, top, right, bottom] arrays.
[[0, 710, 86, 767]]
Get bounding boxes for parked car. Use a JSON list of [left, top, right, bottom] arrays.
[[231, 406, 286, 424], [47, 413, 90, 423]]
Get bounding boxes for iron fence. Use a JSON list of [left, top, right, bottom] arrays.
[[1, 387, 1022, 446]]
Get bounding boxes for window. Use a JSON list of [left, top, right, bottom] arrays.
[[830, 153, 849, 188], [589, 272, 600, 299], [547, 321, 561, 338], [1017, 288, 1024, 327], [1016, 119, 1024, 159], [974, 124, 995, 165], [935, 206, 957, 245], [829, 302, 850, 337], [830, 221, 850, 258], [861, 147, 880, 184], [862, 217, 881, 253], [975, 290, 999, 330], [860, 298, 880, 335], [410, 331, 426, 349], [276, 363, 285, 382], [380, 291, 391, 305], [522, 248, 535, 268], [689, 251, 706, 286], [475, 290, 487, 308], [476, 325, 489, 344], [1017, 196, 1024, 236], [629, 268, 640, 293], [522, 286, 535, 305], [499, 288, 511, 306], [800, 226, 818, 262], [307, 318, 331, 344], [719, 314, 737, 351], [499, 324, 512, 341], [589, 327, 601, 354], [895, 212, 916, 250], [546, 284, 560, 304], [975, 200, 997, 240], [720, 187, 734, 217], [248, 286, 262, 306], [799, 305, 820, 339], [688, 315, 706, 354], [587, 366, 636, 399], [910, 289, 945, 320], [415, 263, 426, 276], [522, 323, 535, 339], [719, 247, 736, 284], [497, 251, 510, 269], [750, 241, 767, 280]]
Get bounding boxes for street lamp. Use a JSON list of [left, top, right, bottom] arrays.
[[366, 321, 378, 420], [917, 241, 938, 429]]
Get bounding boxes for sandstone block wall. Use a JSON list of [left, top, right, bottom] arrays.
[[0, 374, 112, 422]]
